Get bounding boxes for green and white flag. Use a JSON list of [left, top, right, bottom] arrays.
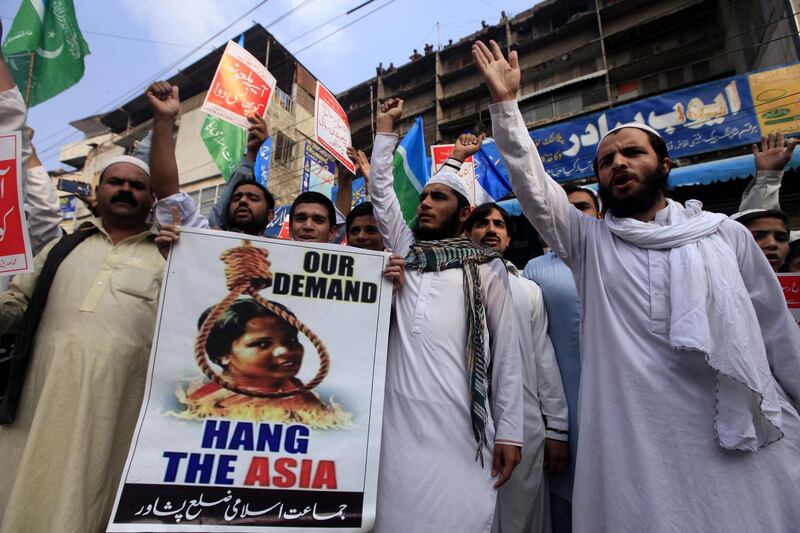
[[2, 0, 89, 106], [201, 115, 246, 181]]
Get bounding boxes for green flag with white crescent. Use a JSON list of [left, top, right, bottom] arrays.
[[201, 115, 247, 181], [2, 0, 89, 106]]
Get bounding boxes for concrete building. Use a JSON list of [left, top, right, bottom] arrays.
[[337, 0, 799, 212]]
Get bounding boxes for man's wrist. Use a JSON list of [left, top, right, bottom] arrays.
[[153, 113, 177, 125], [376, 117, 395, 134]]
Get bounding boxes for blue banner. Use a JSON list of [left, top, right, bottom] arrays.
[[515, 73, 760, 181], [301, 141, 336, 195], [253, 137, 272, 187]]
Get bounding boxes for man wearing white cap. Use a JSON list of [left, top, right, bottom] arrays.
[[473, 40, 800, 533], [368, 97, 522, 533], [0, 149, 194, 532], [730, 209, 790, 272]]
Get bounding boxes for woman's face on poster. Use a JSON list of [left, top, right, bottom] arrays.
[[224, 316, 304, 385]]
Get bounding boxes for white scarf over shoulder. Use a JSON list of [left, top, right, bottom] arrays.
[[605, 199, 783, 451]]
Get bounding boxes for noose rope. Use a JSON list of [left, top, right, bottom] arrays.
[[194, 241, 330, 398]]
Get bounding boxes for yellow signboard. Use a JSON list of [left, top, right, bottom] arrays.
[[748, 64, 800, 136]]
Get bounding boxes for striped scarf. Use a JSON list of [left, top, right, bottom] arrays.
[[404, 237, 502, 465]]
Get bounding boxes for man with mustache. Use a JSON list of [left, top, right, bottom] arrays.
[[463, 202, 568, 533], [0, 149, 187, 531], [473, 40, 800, 533], [367, 97, 522, 533]]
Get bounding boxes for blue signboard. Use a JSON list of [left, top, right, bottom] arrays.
[[481, 73, 761, 182], [253, 137, 272, 187]]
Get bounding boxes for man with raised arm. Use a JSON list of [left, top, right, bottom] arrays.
[[472, 40, 800, 533], [367, 97, 522, 533]]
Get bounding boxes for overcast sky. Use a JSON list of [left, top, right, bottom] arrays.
[[1, 0, 539, 170]]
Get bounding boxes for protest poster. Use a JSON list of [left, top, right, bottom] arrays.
[[314, 82, 355, 174], [202, 41, 277, 129], [430, 144, 477, 205], [0, 132, 33, 276], [107, 228, 393, 532], [779, 273, 800, 326]]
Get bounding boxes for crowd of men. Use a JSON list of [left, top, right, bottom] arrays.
[[0, 22, 798, 533]]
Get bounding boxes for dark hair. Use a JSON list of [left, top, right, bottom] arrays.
[[592, 128, 669, 177], [230, 180, 275, 210], [346, 201, 375, 233], [462, 202, 511, 233], [562, 184, 600, 212], [199, 298, 297, 366], [290, 191, 336, 228], [783, 240, 800, 273]]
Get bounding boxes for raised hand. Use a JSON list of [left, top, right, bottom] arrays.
[[246, 113, 269, 162], [472, 40, 520, 103], [347, 146, 371, 181], [452, 132, 486, 162], [146, 81, 180, 118], [753, 132, 798, 172], [377, 98, 403, 133]]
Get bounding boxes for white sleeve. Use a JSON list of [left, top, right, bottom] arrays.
[[725, 220, 800, 408], [154, 192, 209, 229], [23, 166, 62, 254], [528, 279, 569, 441], [484, 259, 523, 446], [0, 87, 31, 166], [738, 170, 782, 212], [489, 100, 588, 267], [367, 132, 415, 256]]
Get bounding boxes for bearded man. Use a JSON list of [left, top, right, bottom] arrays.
[[473, 39, 800, 533]]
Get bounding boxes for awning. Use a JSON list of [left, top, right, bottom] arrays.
[[668, 149, 800, 188]]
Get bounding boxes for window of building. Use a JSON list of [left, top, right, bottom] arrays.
[[188, 185, 222, 218], [273, 132, 295, 166]]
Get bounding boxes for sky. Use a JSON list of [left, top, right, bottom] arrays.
[[1, 0, 539, 170]]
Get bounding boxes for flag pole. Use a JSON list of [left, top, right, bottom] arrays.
[[24, 51, 35, 106]]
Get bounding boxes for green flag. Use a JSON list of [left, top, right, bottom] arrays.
[[201, 115, 246, 181], [2, 0, 89, 106]]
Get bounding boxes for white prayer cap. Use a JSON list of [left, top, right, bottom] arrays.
[[579, 184, 602, 212], [730, 208, 788, 226], [98, 155, 150, 179], [597, 122, 663, 155], [426, 171, 473, 206]]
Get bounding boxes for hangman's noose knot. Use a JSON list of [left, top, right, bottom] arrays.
[[220, 240, 272, 294]]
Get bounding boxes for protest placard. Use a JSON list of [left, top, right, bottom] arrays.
[[0, 132, 33, 276], [107, 228, 392, 532], [314, 82, 355, 174], [779, 273, 800, 326], [202, 41, 277, 129], [430, 144, 477, 205]]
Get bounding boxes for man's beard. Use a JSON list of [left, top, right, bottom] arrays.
[[599, 167, 668, 219], [413, 209, 463, 241], [226, 207, 267, 236]]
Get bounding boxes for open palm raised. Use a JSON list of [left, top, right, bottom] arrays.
[[472, 40, 520, 103]]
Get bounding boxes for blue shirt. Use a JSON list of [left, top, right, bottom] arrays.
[[523, 251, 581, 501]]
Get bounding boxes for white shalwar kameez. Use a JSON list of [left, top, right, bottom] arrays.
[[368, 132, 523, 533], [489, 100, 800, 533], [493, 265, 567, 533]]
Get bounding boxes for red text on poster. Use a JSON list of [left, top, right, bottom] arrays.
[[314, 82, 355, 174]]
